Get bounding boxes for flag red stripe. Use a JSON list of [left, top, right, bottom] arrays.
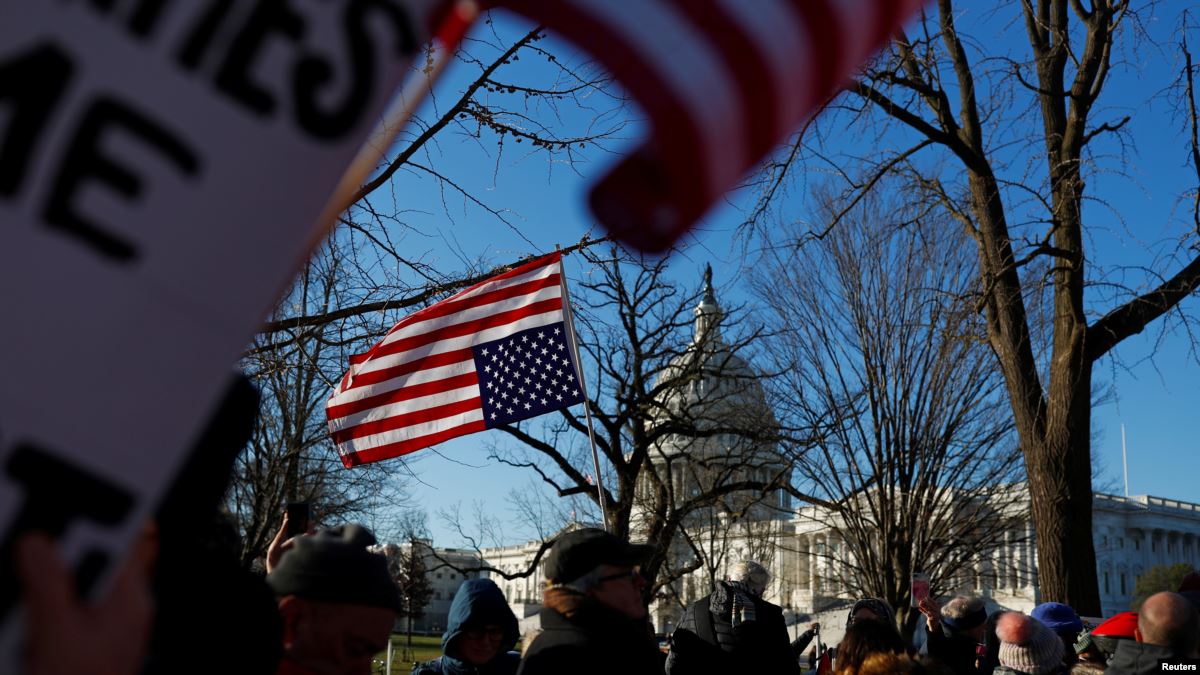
[[385, 253, 561, 330], [327, 372, 479, 421], [510, 1, 708, 194], [340, 419, 489, 468], [385, 273, 562, 336], [786, 0, 841, 104], [343, 348, 473, 390], [331, 396, 483, 445], [675, 0, 777, 158], [347, 254, 561, 367], [362, 297, 563, 362]]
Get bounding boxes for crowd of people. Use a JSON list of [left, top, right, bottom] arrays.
[[16, 512, 1200, 675]]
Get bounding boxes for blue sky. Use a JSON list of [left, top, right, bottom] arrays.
[[362, 6, 1200, 546]]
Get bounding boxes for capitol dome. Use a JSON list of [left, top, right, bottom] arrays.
[[651, 264, 780, 462]]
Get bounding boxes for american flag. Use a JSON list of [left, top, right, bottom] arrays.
[[326, 253, 583, 467], [495, 0, 926, 253]]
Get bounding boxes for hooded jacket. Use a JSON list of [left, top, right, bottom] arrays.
[[413, 579, 520, 675], [1105, 639, 1193, 675]]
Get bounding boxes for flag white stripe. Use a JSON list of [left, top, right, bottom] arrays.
[[568, 0, 745, 199], [379, 284, 564, 347], [354, 309, 565, 377], [336, 409, 486, 453], [328, 384, 481, 432]]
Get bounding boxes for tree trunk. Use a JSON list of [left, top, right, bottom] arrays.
[[1021, 357, 1101, 615]]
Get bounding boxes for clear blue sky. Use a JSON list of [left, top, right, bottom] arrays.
[[364, 7, 1200, 547]]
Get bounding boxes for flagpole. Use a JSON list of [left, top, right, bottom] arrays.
[[559, 251, 611, 532]]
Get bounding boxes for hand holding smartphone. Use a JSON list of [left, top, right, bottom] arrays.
[[286, 501, 310, 539], [910, 572, 930, 608]]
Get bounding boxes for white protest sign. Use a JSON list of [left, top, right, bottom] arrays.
[[0, 0, 440, 665]]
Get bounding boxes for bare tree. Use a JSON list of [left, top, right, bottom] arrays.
[[230, 242, 407, 568], [747, 1, 1200, 614], [754, 190, 1026, 637], [231, 16, 627, 561]]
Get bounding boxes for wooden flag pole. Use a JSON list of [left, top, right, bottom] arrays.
[[559, 249, 611, 532]]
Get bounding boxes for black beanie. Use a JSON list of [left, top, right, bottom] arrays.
[[266, 524, 401, 613]]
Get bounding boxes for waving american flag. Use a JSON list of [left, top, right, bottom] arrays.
[[326, 253, 583, 467]]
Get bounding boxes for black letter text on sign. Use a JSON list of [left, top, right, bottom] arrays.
[[0, 444, 135, 625], [293, 0, 416, 139], [0, 45, 73, 197], [44, 99, 201, 262]]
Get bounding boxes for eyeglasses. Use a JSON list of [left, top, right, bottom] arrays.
[[462, 625, 505, 641], [596, 568, 642, 585]]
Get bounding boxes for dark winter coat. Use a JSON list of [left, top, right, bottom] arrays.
[[926, 624, 986, 675], [1105, 639, 1193, 675], [413, 579, 520, 675], [517, 603, 663, 675], [665, 582, 800, 675]]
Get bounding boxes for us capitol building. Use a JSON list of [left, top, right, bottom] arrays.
[[478, 269, 1200, 633]]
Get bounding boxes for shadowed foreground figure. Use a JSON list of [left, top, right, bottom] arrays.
[[267, 524, 400, 675], [919, 595, 990, 675], [516, 528, 662, 675], [1105, 591, 1199, 675]]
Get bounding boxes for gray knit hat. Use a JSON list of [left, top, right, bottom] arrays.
[[266, 524, 401, 612], [996, 612, 1063, 674]]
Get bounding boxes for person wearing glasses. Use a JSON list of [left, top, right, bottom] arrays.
[[665, 560, 800, 675], [517, 528, 662, 675], [413, 578, 520, 675]]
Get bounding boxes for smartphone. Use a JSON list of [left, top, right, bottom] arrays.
[[286, 501, 310, 539], [911, 572, 930, 607]]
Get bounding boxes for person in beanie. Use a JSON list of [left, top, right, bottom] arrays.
[[993, 612, 1064, 675], [665, 560, 800, 675], [1106, 591, 1199, 675], [516, 528, 662, 675], [1031, 602, 1084, 669], [1072, 611, 1136, 668], [847, 598, 898, 631], [918, 595, 989, 674], [413, 578, 520, 675], [267, 524, 401, 675]]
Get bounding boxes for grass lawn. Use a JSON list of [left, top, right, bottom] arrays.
[[373, 634, 443, 674]]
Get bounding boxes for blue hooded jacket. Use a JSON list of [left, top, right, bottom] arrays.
[[413, 578, 521, 675]]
